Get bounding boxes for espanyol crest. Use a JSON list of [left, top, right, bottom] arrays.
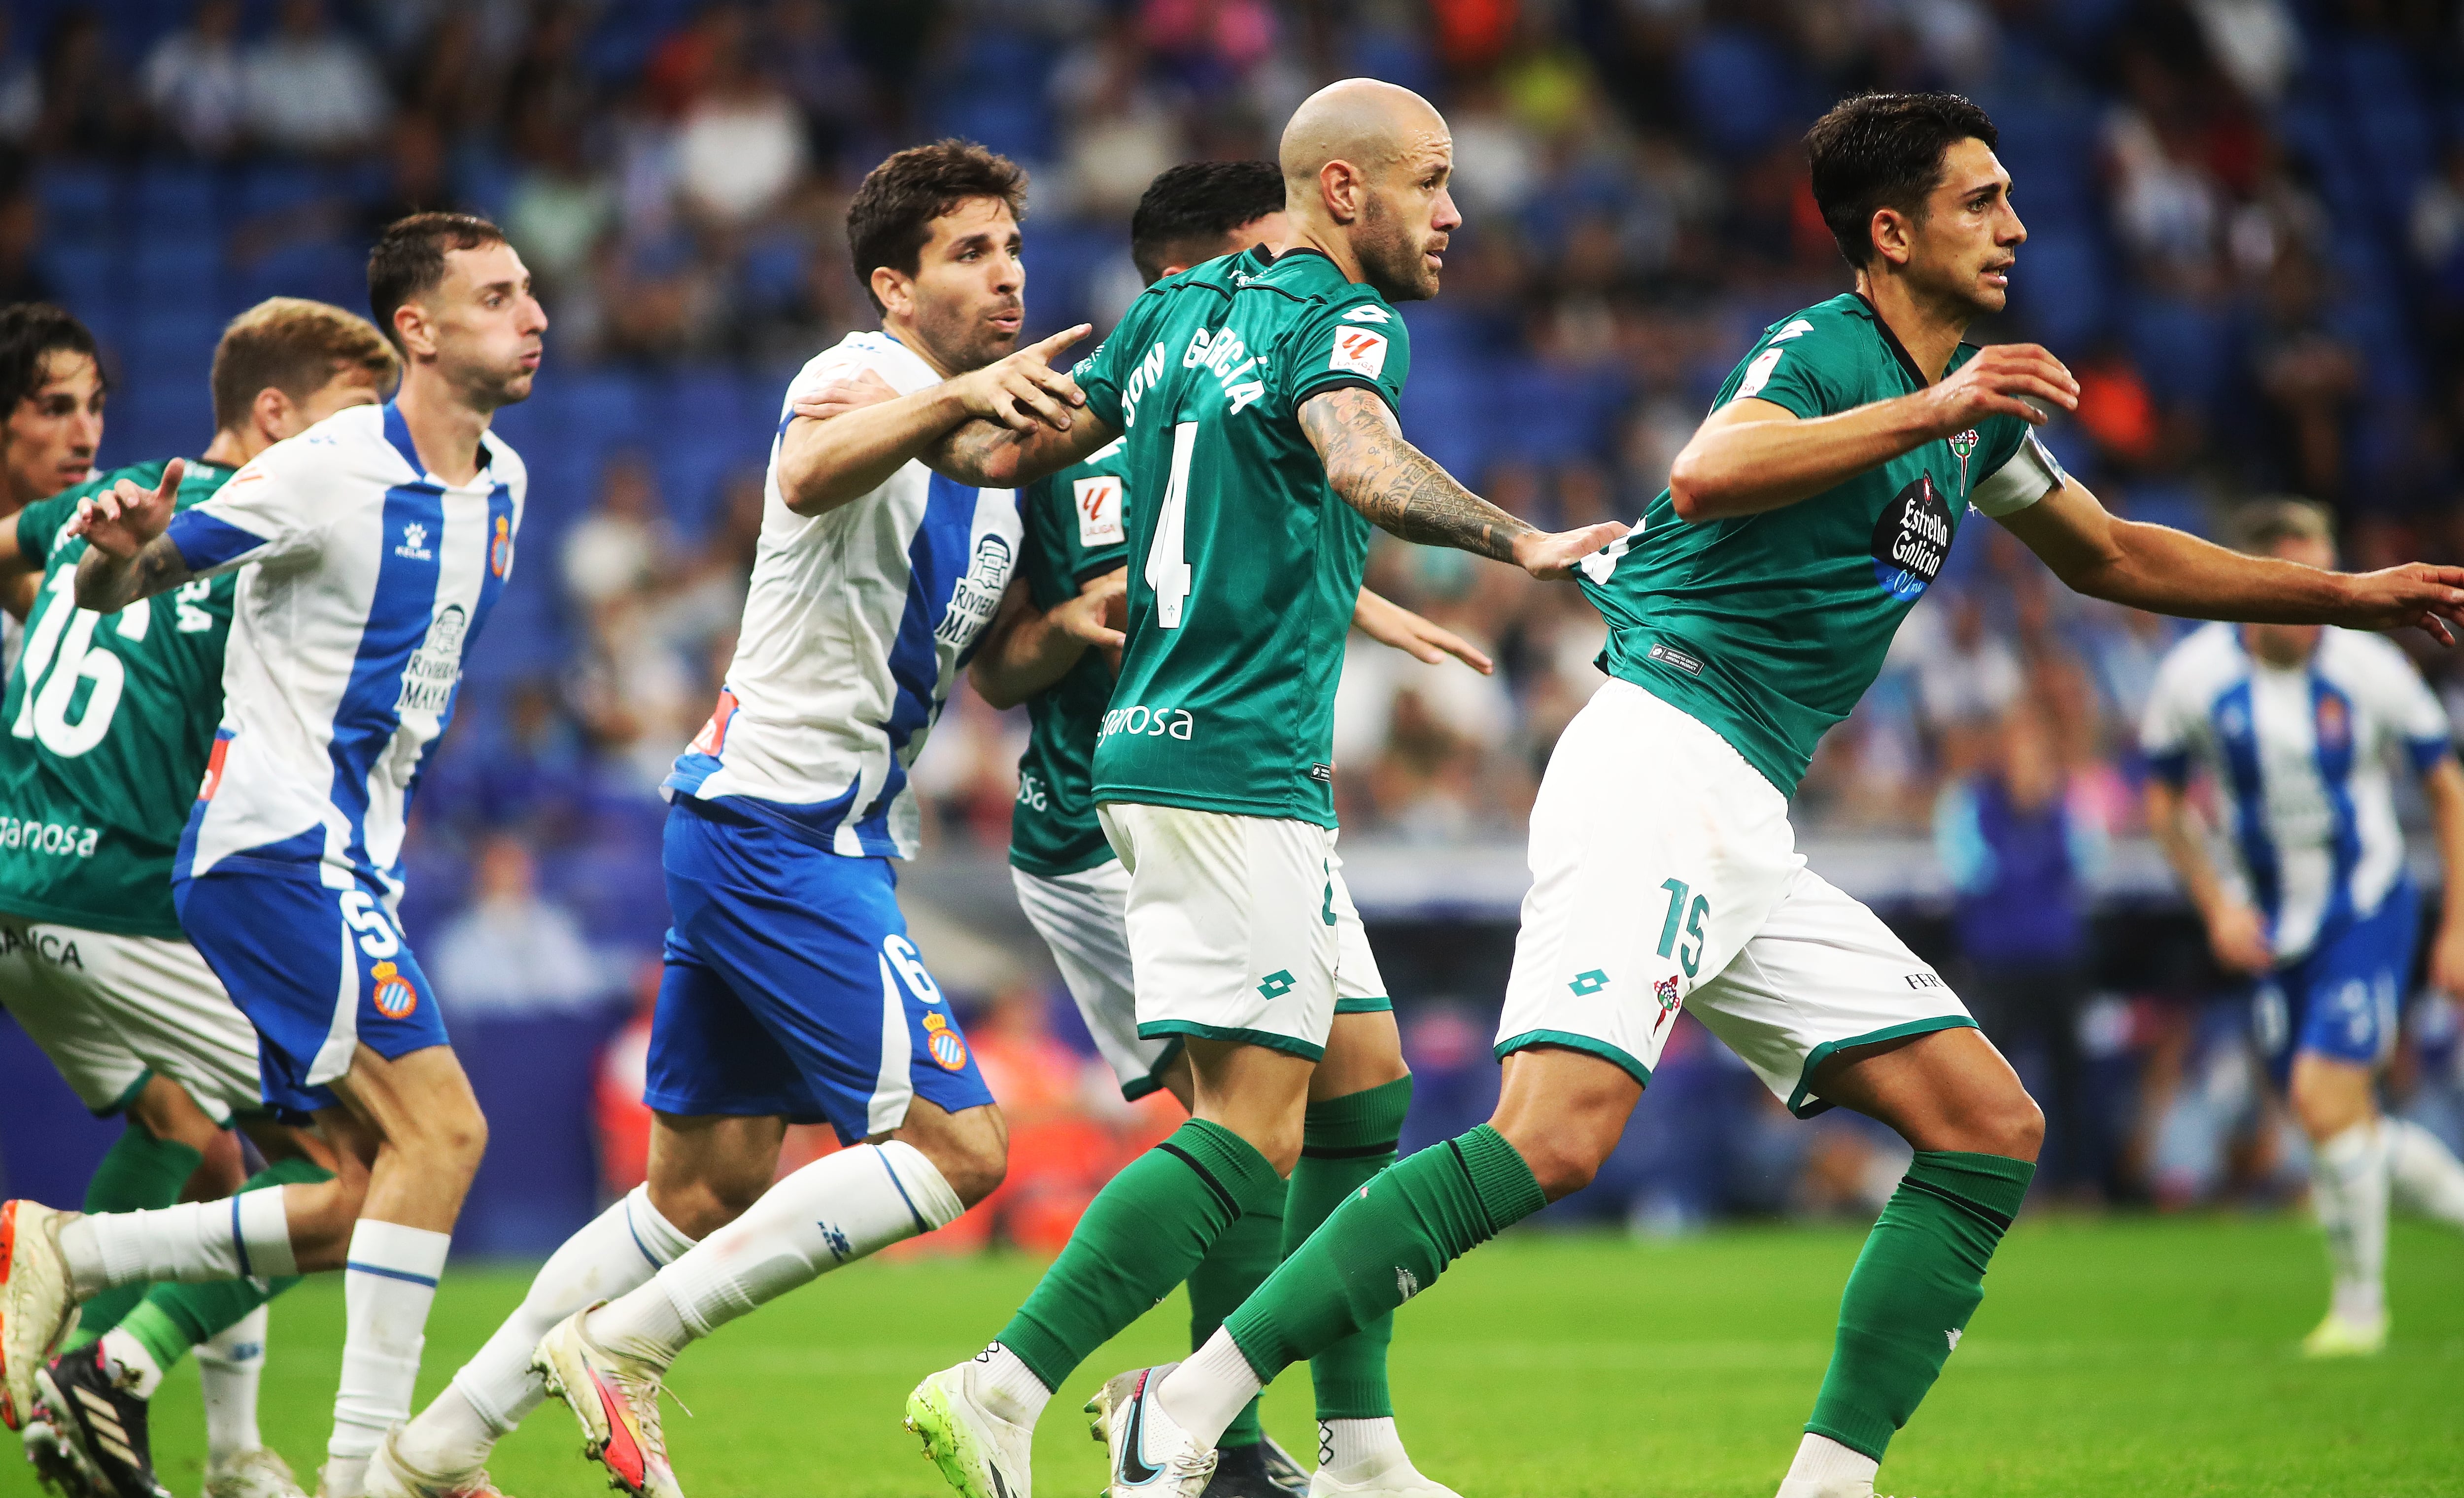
[[489, 515, 513, 578]]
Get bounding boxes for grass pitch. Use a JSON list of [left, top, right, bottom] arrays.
[[37, 1215, 2463, 1498]]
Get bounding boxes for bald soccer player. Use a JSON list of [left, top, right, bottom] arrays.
[[890, 80, 1625, 1498]]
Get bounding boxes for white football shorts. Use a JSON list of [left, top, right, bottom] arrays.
[[1498, 679, 1975, 1115], [0, 915, 266, 1123], [1013, 851, 1390, 1097]]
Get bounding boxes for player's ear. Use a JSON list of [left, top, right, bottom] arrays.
[[391, 299, 438, 361], [1870, 206, 1915, 268], [1319, 159, 1365, 224], [871, 266, 913, 321], [253, 385, 300, 445]]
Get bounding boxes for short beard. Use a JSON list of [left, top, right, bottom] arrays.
[[1356, 192, 1437, 304], [916, 298, 1019, 375]]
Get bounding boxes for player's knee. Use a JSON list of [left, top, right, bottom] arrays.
[[396, 1095, 489, 1176], [1509, 1131, 1604, 1201], [1975, 1087, 2045, 1162], [920, 1124, 1008, 1210]]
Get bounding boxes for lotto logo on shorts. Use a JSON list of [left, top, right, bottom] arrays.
[[1257, 970, 1296, 1000], [370, 960, 418, 1020], [923, 1012, 968, 1072], [1568, 969, 1609, 997]]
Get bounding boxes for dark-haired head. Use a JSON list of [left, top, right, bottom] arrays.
[[366, 212, 545, 412], [1806, 92, 2020, 315], [847, 140, 1031, 373], [1131, 161, 1288, 286], [0, 303, 104, 506]]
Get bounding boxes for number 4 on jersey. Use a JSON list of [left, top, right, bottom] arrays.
[[1146, 421, 1198, 628]]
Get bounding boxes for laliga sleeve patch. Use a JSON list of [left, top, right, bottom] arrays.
[[1329, 327, 1389, 379], [1732, 346, 1784, 401], [1074, 474, 1125, 546]]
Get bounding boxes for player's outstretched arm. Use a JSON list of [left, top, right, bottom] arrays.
[[1300, 387, 1625, 579], [779, 324, 1095, 515], [968, 568, 1127, 709], [68, 459, 194, 612], [1668, 343, 2079, 522], [1351, 588, 1494, 673], [2002, 477, 2464, 643], [924, 406, 1119, 491]]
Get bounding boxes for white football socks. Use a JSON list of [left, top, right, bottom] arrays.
[[58, 1188, 297, 1295], [1780, 1432, 1880, 1495], [2382, 1117, 2464, 1225], [1319, 1417, 1407, 1484], [195, 1305, 270, 1468], [95, 1327, 165, 1398], [324, 1220, 451, 1498], [391, 1186, 695, 1478], [2312, 1121, 2389, 1324], [971, 1342, 1053, 1428], [590, 1143, 963, 1367], [1155, 1328, 1264, 1449]]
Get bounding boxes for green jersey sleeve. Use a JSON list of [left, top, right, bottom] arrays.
[[1720, 315, 1856, 419], [10, 488, 85, 572], [1278, 290, 1412, 415], [1073, 290, 1172, 434]]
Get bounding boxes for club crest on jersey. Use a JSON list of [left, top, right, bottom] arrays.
[[1654, 976, 1681, 1011], [2315, 691, 2351, 750], [1870, 472, 1951, 602], [1949, 429, 1979, 493], [936, 533, 1015, 648], [489, 515, 513, 578], [923, 1011, 969, 1072], [370, 960, 418, 1019], [393, 522, 434, 561], [397, 604, 468, 715]]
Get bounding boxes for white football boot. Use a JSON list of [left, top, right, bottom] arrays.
[[906, 1359, 1036, 1498], [1774, 1480, 1889, 1498], [2301, 1308, 2389, 1358], [362, 1427, 511, 1498], [205, 1446, 312, 1498], [0, 1202, 81, 1432], [1087, 1364, 1215, 1498], [531, 1306, 681, 1498], [1307, 1458, 1463, 1498]]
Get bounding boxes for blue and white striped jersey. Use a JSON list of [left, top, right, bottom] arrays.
[[164, 402, 524, 897], [2141, 622, 2453, 962], [664, 331, 1022, 859]]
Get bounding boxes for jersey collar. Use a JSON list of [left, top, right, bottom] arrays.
[[382, 400, 494, 487], [1850, 292, 1978, 391]]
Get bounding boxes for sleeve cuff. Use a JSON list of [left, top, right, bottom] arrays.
[[2408, 737, 2455, 775], [1291, 374, 1396, 411], [166, 511, 270, 574], [1971, 431, 2066, 517], [1073, 549, 1128, 585], [2144, 748, 2192, 788]]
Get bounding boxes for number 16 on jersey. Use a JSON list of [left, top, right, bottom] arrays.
[[1146, 421, 1198, 628]]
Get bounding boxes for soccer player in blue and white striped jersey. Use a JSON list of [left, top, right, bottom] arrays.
[[2144, 496, 2464, 1357], [0, 212, 544, 1498]]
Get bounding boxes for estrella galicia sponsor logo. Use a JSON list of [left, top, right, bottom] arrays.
[[1871, 472, 1951, 601], [1099, 703, 1195, 741], [397, 604, 468, 715], [1645, 641, 1703, 676], [937, 532, 1015, 648]]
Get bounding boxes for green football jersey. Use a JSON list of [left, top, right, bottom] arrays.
[[1579, 293, 2050, 796], [1076, 245, 1412, 828], [1009, 435, 1130, 877], [0, 460, 237, 937]]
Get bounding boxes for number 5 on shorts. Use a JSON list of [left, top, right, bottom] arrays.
[[1656, 877, 1710, 978]]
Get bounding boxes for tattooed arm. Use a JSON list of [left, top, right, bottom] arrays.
[[70, 460, 197, 610], [923, 411, 1119, 489], [1299, 387, 1626, 579]]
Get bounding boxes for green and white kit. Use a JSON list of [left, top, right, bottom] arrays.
[[0, 460, 264, 1119], [1506, 294, 2067, 1110], [1010, 424, 1385, 1089], [1067, 244, 1412, 1058]]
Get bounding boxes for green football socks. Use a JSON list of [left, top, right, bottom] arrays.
[[1287, 1076, 1412, 1421], [1805, 1150, 2035, 1460], [91, 1156, 332, 1369], [69, 1121, 205, 1343], [1226, 1123, 1544, 1383], [1000, 1119, 1285, 1393], [1186, 1189, 1282, 1448]]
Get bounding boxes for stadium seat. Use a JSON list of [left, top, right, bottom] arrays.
[[34, 164, 116, 241], [1682, 27, 1804, 160]]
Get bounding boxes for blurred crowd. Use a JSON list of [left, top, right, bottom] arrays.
[[9, 0, 2464, 1226]]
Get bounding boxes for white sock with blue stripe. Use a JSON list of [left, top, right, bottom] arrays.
[[325, 1219, 451, 1498], [58, 1188, 297, 1296], [392, 1185, 694, 1478], [591, 1142, 963, 1367]]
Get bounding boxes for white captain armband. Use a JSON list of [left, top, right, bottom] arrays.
[[1968, 430, 2066, 518]]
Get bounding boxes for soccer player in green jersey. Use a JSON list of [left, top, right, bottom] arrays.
[[1115, 91, 2464, 1498], [868, 80, 1622, 1498], [943, 158, 1493, 1498], [0, 304, 107, 526], [0, 299, 397, 1498]]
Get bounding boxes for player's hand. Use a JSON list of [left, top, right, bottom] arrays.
[[67, 458, 182, 558], [1353, 590, 1495, 673], [1052, 571, 1126, 650], [1512, 522, 1629, 582], [2205, 901, 2274, 976], [789, 367, 899, 422], [1917, 343, 2078, 435], [951, 324, 1093, 433], [2330, 563, 2464, 646]]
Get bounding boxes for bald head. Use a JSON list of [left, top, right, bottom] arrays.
[[1276, 79, 1461, 303]]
